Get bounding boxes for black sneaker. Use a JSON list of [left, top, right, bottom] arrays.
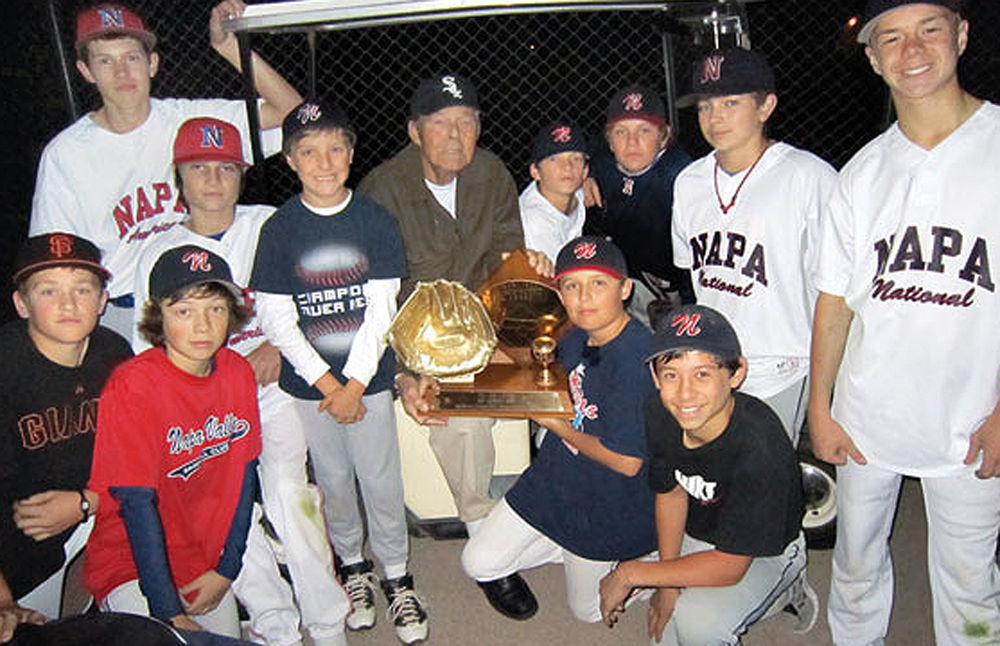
[[341, 559, 378, 630], [381, 573, 429, 644]]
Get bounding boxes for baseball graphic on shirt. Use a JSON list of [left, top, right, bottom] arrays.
[[303, 312, 364, 353], [295, 244, 370, 287]]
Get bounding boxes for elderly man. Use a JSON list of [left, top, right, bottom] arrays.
[[359, 73, 548, 544], [809, 1, 1000, 644]]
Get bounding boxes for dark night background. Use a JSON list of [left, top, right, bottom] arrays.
[[0, 0, 997, 324]]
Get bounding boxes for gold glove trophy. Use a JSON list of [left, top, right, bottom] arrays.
[[387, 250, 574, 418]]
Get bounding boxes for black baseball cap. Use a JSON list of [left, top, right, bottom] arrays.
[[531, 121, 589, 165], [646, 304, 742, 364], [14, 233, 110, 285], [677, 48, 775, 108], [554, 236, 627, 281], [409, 73, 480, 119], [282, 100, 355, 144], [857, 0, 961, 43], [148, 245, 242, 301], [605, 85, 666, 128]]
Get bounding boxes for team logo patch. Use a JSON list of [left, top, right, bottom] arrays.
[[49, 234, 74, 258], [551, 126, 571, 143], [622, 92, 644, 112], [700, 55, 725, 85], [182, 250, 213, 273], [200, 125, 224, 150], [296, 103, 322, 125], [440, 75, 463, 99], [671, 312, 702, 337], [166, 414, 251, 480], [573, 241, 597, 260], [98, 7, 124, 28]]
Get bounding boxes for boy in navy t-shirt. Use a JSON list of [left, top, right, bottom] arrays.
[[598, 304, 816, 644], [250, 101, 426, 645], [461, 236, 656, 623]]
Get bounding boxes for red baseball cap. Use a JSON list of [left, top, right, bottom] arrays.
[[76, 4, 156, 50], [173, 117, 249, 167]]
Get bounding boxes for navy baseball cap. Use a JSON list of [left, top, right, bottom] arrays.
[[282, 100, 355, 144], [677, 48, 775, 108], [149, 245, 242, 301], [646, 305, 742, 364], [409, 73, 480, 119], [605, 85, 666, 128], [531, 121, 589, 165], [14, 233, 110, 285], [554, 236, 627, 281], [858, 0, 961, 43]]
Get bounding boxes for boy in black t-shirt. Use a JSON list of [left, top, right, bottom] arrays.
[[598, 304, 816, 644], [0, 233, 132, 640]]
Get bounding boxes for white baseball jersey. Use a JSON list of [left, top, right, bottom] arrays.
[[518, 180, 585, 262], [30, 97, 280, 295], [813, 102, 1000, 477], [673, 142, 835, 398], [130, 204, 275, 356]]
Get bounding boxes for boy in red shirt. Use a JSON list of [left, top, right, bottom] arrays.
[[85, 245, 261, 639]]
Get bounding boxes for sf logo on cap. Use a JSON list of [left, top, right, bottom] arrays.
[[49, 234, 74, 258], [573, 241, 597, 260], [551, 126, 571, 143], [296, 103, 322, 125], [671, 313, 702, 337], [700, 55, 725, 85], [98, 7, 125, 28], [623, 93, 644, 112], [200, 125, 224, 150], [182, 250, 213, 273]]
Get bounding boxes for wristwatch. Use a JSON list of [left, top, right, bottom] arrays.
[[78, 490, 92, 522]]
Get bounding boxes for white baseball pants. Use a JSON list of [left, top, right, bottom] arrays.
[[829, 459, 1000, 645]]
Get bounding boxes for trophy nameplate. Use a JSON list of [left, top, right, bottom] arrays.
[[427, 250, 574, 418]]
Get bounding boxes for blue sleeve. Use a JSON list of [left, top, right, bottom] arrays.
[[110, 486, 184, 620], [216, 460, 258, 580]]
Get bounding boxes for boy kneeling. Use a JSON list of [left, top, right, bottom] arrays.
[[462, 236, 656, 623], [599, 305, 816, 644], [85, 246, 260, 638]]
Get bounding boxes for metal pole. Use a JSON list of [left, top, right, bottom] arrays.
[[48, 0, 78, 122], [308, 30, 317, 98], [237, 31, 263, 166], [661, 30, 678, 133]]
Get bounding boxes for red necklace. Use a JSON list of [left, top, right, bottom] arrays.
[[713, 142, 770, 215]]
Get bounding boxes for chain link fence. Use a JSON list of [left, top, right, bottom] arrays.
[[2, 0, 999, 318]]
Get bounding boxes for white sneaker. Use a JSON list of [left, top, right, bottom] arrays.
[[784, 570, 819, 634], [382, 574, 429, 644], [341, 559, 379, 630]]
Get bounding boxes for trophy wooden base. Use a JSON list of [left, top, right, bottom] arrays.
[[426, 363, 575, 419]]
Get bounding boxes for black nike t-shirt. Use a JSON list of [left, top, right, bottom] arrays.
[[645, 391, 803, 557]]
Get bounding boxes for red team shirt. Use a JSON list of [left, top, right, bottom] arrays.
[[84, 347, 261, 601]]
